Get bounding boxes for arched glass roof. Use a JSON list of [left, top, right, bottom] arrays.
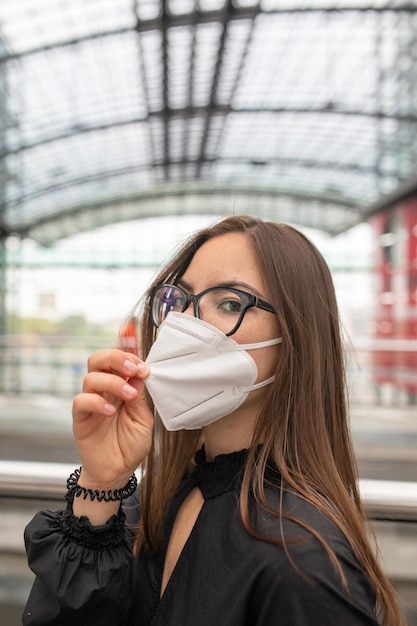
[[1, 0, 417, 244]]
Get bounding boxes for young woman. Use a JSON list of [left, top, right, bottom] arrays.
[[24, 215, 404, 625]]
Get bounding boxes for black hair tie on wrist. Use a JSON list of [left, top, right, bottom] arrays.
[[65, 467, 137, 504]]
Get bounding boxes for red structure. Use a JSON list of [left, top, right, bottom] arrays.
[[120, 317, 139, 355], [369, 189, 417, 403]]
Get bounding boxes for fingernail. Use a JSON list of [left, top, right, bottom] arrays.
[[137, 362, 150, 377], [104, 403, 117, 414], [123, 384, 137, 397], [123, 360, 138, 374]]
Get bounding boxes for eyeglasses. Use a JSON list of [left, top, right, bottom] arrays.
[[151, 283, 276, 336]]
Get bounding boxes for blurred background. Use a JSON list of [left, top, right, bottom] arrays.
[[0, 0, 417, 623]]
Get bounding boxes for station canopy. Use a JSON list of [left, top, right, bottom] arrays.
[[1, 0, 417, 246]]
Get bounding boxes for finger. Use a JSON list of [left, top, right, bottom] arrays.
[[87, 349, 144, 375], [122, 376, 154, 427], [72, 392, 119, 420], [126, 375, 148, 404], [83, 371, 141, 403]]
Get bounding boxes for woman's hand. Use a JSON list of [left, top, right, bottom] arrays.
[[72, 349, 153, 491]]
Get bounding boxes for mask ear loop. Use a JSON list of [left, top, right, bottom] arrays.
[[229, 337, 282, 351], [241, 376, 276, 393]]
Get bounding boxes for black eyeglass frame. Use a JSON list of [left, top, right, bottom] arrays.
[[151, 283, 276, 336]]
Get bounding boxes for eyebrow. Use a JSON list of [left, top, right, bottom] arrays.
[[177, 278, 267, 300]]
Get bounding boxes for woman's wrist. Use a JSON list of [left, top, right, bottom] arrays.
[[72, 495, 122, 526], [67, 467, 137, 526], [66, 467, 137, 504]]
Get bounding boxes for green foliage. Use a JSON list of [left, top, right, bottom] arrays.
[[6, 314, 113, 337]]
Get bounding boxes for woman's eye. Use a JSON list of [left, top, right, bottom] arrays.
[[219, 299, 242, 313]]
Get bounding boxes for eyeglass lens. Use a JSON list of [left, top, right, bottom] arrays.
[[153, 285, 247, 335]]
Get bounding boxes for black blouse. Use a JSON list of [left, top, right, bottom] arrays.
[[23, 449, 379, 626]]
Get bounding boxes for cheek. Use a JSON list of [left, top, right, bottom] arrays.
[[251, 344, 280, 383]]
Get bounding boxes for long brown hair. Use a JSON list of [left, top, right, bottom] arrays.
[[133, 215, 404, 625]]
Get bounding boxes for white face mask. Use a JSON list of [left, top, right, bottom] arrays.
[[144, 312, 282, 431]]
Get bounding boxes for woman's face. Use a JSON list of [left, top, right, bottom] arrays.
[[178, 232, 281, 394]]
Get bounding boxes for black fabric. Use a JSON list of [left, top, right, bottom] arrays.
[[23, 448, 379, 626]]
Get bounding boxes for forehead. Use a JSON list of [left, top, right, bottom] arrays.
[[182, 232, 267, 293]]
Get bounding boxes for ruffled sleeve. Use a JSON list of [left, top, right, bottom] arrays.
[[23, 506, 135, 626]]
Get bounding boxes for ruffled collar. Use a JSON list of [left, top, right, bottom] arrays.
[[190, 446, 249, 500]]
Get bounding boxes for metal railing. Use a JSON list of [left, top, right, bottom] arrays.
[[1, 461, 416, 626], [1, 335, 417, 404], [0, 461, 74, 500], [1, 460, 417, 521], [359, 478, 417, 521]]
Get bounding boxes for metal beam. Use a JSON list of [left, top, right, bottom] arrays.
[[1, 5, 417, 64], [0, 154, 394, 218], [196, 0, 233, 176], [2, 105, 417, 159], [161, 1, 170, 180], [9, 180, 363, 230], [14, 183, 363, 245]]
